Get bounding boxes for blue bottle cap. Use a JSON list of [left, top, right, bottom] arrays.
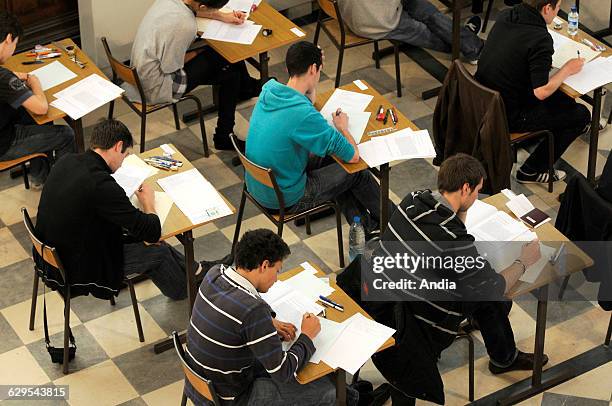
[[353, 216, 361, 224]]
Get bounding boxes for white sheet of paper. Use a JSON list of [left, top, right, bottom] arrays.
[[290, 27, 306, 37], [353, 80, 368, 90], [199, 18, 262, 44], [563, 56, 612, 94], [111, 155, 157, 197], [284, 270, 335, 302], [501, 188, 517, 200], [30, 61, 77, 91], [548, 29, 572, 52], [320, 89, 374, 119], [157, 168, 232, 225], [322, 313, 395, 374], [357, 128, 436, 167], [309, 318, 347, 364], [160, 144, 176, 155], [130, 191, 174, 227], [344, 111, 371, 143], [50, 74, 124, 120], [465, 199, 501, 230], [224, 0, 254, 12], [520, 244, 556, 284], [300, 262, 319, 275], [505, 194, 536, 219], [469, 211, 530, 242], [549, 29, 600, 68]]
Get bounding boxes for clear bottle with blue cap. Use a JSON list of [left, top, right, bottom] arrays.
[[349, 216, 366, 262], [568, 5, 579, 36]]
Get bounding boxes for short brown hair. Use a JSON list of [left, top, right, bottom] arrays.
[[523, 0, 560, 11], [437, 153, 487, 193]]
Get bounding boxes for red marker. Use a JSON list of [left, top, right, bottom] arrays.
[[376, 105, 385, 121]]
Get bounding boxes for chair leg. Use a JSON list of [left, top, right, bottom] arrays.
[[277, 221, 284, 237], [335, 48, 344, 89], [127, 279, 145, 342], [373, 42, 381, 69], [394, 43, 402, 98], [605, 313, 612, 346], [108, 100, 115, 120], [231, 189, 247, 254], [21, 162, 30, 190], [608, 108, 612, 125], [305, 215, 312, 235], [335, 204, 345, 268], [190, 96, 209, 157], [181, 392, 188, 406], [547, 131, 554, 193], [172, 104, 181, 131], [140, 114, 147, 153], [63, 295, 71, 374], [109, 296, 116, 306], [313, 15, 322, 46], [558, 275, 570, 300], [482, 0, 495, 33], [29, 272, 39, 331], [467, 334, 475, 401]]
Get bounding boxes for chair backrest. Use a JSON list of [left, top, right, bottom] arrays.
[[21, 207, 66, 279], [100, 37, 147, 102], [172, 331, 221, 405], [229, 135, 286, 209], [317, 0, 338, 20]]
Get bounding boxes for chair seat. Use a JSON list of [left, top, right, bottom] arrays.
[[0, 153, 48, 171], [131, 100, 172, 113], [268, 202, 336, 223], [322, 19, 374, 47], [510, 132, 530, 142]]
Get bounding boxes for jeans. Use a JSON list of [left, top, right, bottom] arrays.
[[123, 242, 195, 300], [386, 0, 484, 60], [466, 301, 518, 367], [184, 47, 256, 139], [0, 108, 75, 183], [245, 376, 336, 406], [509, 91, 591, 173], [288, 157, 391, 233]]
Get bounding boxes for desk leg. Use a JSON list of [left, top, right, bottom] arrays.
[[65, 117, 84, 153], [587, 88, 602, 185], [452, 0, 462, 61], [380, 163, 390, 233], [153, 231, 196, 354], [336, 370, 347, 406], [182, 86, 219, 125], [259, 52, 270, 82], [499, 285, 572, 405]]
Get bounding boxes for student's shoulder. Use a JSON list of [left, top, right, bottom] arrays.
[[0, 66, 15, 82]]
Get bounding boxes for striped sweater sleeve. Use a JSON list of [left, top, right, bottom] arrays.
[[241, 304, 315, 383]]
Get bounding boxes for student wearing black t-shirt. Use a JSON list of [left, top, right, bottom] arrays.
[[475, 0, 590, 185], [0, 12, 74, 185]]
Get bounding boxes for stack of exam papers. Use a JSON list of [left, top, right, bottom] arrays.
[[157, 168, 232, 225], [112, 155, 158, 197], [50, 74, 124, 120], [548, 29, 600, 68], [320, 89, 374, 143], [357, 128, 437, 167], [563, 56, 612, 94]]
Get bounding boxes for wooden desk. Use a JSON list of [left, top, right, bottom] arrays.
[[550, 22, 612, 185], [205, 2, 304, 80], [481, 193, 593, 405], [315, 80, 420, 231], [1, 39, 115, 152], [282, 262, 394, 406], [138, 145, 235, 353]]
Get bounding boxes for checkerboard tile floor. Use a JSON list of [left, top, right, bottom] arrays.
[[1, 2, 611, 405]]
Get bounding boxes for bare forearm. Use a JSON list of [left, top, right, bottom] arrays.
[[500, 262, 525, 295], [340, 129, 359, 163]]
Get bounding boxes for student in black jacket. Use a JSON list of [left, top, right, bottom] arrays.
[[34, 119, 221, 300], [475, 0, 590, 186]]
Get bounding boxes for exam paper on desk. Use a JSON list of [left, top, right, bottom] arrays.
[[130, 191, 174, 227], [198, 18, 262, 45], [548, 29, 600, 69], [320, 89, 374, 118], [29, 61, 77, 91], [50, 74, 124, 120], [112, 155, 158, 197], [563, 56, 612, 94], [283, 269, 335, 302], [358, 129, 436, 167]]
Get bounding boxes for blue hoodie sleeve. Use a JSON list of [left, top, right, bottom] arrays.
[[290, 110, 355, 162]]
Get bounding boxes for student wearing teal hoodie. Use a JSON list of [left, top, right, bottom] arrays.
[[245, 41, 384, 232]]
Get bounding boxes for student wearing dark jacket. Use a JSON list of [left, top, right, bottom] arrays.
[[475, 0, 590, 185], [34, 119, 216, 300], [363, 154, 546, 404]]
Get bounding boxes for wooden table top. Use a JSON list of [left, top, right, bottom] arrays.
[[204, 2, 304, 64], [483, 193, 593, 299], [139, 145, 235, 240], [1, 39, 112, 125], [314, 80, 421, 174], [552, 23, 612, 98], [280, 262, 395, 385]]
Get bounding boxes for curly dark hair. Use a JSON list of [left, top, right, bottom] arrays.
[[235, 229, 290, 270]]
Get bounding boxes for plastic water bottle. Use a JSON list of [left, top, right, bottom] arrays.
[[349, 216, 366, 262], [568, 6, 579, 36]]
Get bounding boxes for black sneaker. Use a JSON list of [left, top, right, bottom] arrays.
[[516, 168, 566, 184], [214, 133, 244, 151], [504, 0, 522, 6], [465, 15, 482, 35], [489, 351, 549, 375]]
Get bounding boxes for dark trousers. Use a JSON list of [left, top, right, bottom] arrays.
[[0, 108, 75, 183], [184, 47, 255, 139], [123, 242, 197, 300], [509, 91, 591, 173], [467, 301, 517, 367]]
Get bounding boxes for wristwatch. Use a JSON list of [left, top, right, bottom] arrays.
[[513, 259, 527, 273]]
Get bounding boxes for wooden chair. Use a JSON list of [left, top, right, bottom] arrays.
[[101, 37, 209, 156], [173, 331, 222, 406], [0, 153, 48, 189], [313, 0, 403, 97], [230, 135, 345, 268], [22, 207, 145, 374], [452, 61, 555, 193]]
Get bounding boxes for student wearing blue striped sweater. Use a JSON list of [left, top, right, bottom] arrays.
[[185, 229, 337, 405]]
